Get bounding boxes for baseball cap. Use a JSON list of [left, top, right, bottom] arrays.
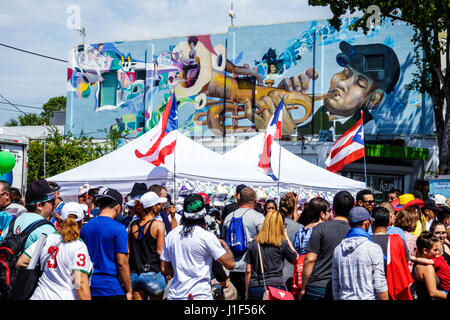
[[25, 179, 58, 205], [95, 187, 123, 204], [433, 194, 447, 206], [423, 199, 439, 212], [349, 206, 374, 223], [127, 182, 148, 198], [336, 41, 400, 94], [61, 202, 85, 222], [183, 194, 207, 219], [236, 184, 247, 195], [78, 183, 90, 197], [48, 181, 61, 192], [198, 193, 210, 205], [140, 191, 167, 209]]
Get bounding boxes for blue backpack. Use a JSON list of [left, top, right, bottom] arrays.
[[226, 209, 250, 256]]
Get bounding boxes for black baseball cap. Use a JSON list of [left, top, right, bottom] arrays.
[[236, 184, 247, 195], [47, 181, 61, 192], [25, 179, 58, 205], [336, 41, 400, 93], [95, 187, 123, 204], [127, 182, 148, 198], [183, 193, 207, 219], [423, 199, 439, 212]]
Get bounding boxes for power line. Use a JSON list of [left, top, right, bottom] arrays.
[[0, 42, 67, 63], [0, 93, 27, 114], [0, 101, 43, 110], [0, 106, 36, 114]]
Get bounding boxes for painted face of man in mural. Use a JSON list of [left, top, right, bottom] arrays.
[[323, 41, 400, 117], [277, 41, 400, 120]]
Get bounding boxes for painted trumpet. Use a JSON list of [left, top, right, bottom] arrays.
[[194, 69, 334, 136]]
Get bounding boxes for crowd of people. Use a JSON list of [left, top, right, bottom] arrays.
[[0, 178, 449, 301]]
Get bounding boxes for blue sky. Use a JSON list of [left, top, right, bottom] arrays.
[[0, 0, 334, 125]]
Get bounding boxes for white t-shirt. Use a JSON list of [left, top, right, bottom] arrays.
[[160, 225, 226, 300], [24, 233, 93, 300]]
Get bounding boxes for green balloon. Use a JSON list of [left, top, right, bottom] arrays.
[[0, 151, 16, 174]]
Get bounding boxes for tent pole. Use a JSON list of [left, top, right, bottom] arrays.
[[277, 140, 282, 200]]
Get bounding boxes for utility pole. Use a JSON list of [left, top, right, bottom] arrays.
[[43, 123, 46, 179], [229, 2, 235, 27], [77, 26, 86, 47]]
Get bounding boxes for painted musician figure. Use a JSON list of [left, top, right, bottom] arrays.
[[296, 41, 400, 135]]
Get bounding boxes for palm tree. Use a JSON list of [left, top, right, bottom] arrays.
[[4, 118, 19, 126]]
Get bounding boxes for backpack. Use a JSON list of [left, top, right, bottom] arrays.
[[0, 217, 54, 300], [226, 209, 250, 256]]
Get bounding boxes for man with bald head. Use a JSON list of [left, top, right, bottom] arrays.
[[221, 187, 265, 300]]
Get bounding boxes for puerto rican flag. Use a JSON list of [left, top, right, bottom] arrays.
[[386, 234, 414, 300], [135, 92, 178, 166], [325, 112, 365, 173], [258, 95, 284, 179]]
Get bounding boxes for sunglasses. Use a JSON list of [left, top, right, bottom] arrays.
[[362, 200, 375, 205]]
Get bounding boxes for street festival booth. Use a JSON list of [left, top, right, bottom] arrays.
[[224, 133, 366, 203], [49, 130, 277, 203]]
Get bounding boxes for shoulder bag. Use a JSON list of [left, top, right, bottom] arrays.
[[10, 235, 62, 300], [257, 242, 294, 300]]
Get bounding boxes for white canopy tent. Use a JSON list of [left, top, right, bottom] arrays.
[[48, 130, 276, 201], [224, 133, 366, 201]]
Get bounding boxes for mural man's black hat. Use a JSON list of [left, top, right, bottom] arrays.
[[336, 41, 400, 94]]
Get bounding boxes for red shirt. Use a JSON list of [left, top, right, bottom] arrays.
[[432, 255, 450, 290]]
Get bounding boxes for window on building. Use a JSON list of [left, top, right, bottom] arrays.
[[99, 71, 117, 107]]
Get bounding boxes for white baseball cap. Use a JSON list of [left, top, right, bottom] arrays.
[[140, 191, 167, 209], [433, 194, 447, 206], [78, 183, 90, 197], [61, 202, 85, 222]]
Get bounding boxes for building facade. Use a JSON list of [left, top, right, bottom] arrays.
[[66, 17, 438, 201]]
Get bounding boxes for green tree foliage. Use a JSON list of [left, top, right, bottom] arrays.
[[16, 113, 46, 126], [308, 0, 449, 174], [40, 96, 66, 124], [27, 126, 121, 182], [4, 118, 19, 126], [5, 96, 66, 126]]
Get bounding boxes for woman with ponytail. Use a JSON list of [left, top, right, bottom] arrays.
[[128, 191, 167, 300], [17, 202, 93, 300]]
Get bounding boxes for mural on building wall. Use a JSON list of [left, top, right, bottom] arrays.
[[66, 18, 434, 140], [67, 42, 149, 138]]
